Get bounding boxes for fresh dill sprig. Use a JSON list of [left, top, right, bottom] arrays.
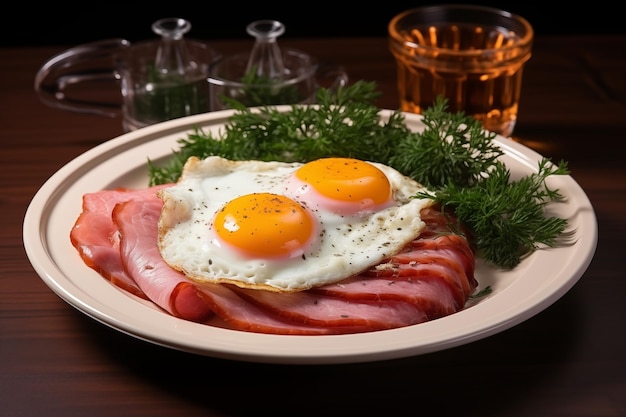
[[389, 96, 504, 189], [419, 158, 570, 269]]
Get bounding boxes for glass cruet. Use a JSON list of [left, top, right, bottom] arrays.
[[125, 17, 213, 130], [151, 17, 201, 80], [244, 20, 287, 80]]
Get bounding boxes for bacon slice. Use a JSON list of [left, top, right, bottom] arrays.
[[71, 187, 478, 335]]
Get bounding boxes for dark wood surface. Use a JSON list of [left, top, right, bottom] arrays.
[[2, 35, 625, 417]]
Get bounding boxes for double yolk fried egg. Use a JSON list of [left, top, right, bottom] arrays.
[[157, 156, 433, 292]]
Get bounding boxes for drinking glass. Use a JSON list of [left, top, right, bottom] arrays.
[[388, 5, 534, 137]]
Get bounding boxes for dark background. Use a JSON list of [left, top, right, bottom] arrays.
[[2, 1, 623, 47]]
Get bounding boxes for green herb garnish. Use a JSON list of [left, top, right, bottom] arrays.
[[389, 96, 504, 189], [148, 81, 570, 269], [419, 158, 570, 269]]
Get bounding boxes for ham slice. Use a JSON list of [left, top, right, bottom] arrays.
[[113, 198, 215, 321], [232, 287, 428, 329], [70, 187, 478, 335], [311, 275, 459, 319], [70, 185, 170, 298]]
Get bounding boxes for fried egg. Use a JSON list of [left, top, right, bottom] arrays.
[[157, 156, 433, 292]]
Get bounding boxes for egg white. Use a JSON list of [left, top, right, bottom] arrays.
[[157, 156, 433, 292]]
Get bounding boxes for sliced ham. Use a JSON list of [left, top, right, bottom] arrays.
[[112, 198, 215, 321], [70, 186, 170, 298], [232, 287, 428, 329], [311, 275, 459, 319], [364, 238, 477, 308], [71, 186, 478, 335], [195, 283, 372, 335]]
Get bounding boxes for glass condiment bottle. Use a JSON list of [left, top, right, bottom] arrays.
[[129, 17, 210, 129], [244, 20, 287, 81]]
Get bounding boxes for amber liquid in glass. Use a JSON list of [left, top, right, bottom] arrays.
[[391, 23, 531, 136]]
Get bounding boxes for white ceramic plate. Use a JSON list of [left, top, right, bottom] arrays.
[[23, 109, 597, 364]]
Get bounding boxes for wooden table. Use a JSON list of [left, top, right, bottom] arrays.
[[2, 36, 625, 417]]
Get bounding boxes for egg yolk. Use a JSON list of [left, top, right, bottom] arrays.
[[213, 192, 315, 259], [295, 157, 392, 208]]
